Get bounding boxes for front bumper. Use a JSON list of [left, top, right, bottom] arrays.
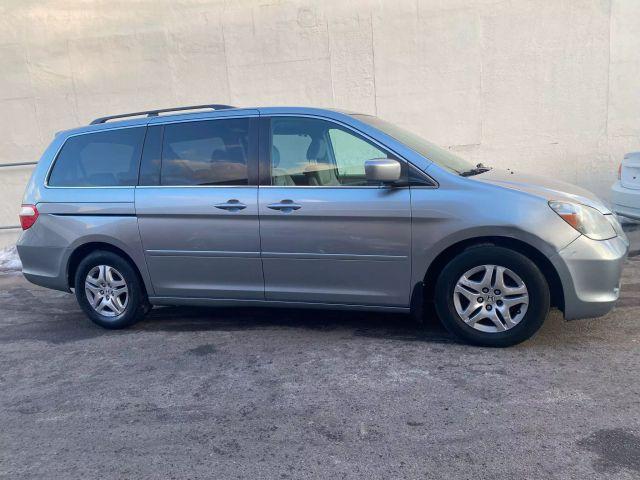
[[551, 234, 629, 320], [611, 181, 640, 220]]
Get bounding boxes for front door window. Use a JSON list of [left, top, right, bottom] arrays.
[[270, 117, 391, 187]]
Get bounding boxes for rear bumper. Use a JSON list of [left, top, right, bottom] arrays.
[[551, 234, 629, 320], [611, 181, 640, 220], [16, 230, 71, 293], [17, 244, 70, 292]]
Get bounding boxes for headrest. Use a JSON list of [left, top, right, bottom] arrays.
[[306, 138, 327, 161]]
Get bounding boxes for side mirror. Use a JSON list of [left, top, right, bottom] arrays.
[[365, 158, 401, 183]]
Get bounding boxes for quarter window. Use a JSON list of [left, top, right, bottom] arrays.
[[160, 118, 250, 186], [48, 127, 145, 187], [270, 117, 391, 187]]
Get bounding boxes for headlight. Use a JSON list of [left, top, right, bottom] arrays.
[[548, 201, 616, 240]]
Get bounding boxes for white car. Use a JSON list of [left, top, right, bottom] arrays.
[[611, 152, 640, 220]]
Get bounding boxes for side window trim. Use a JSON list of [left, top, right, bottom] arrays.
[[247, 117, 260, 186], [262, 115, 436, 188], [137, 125, 163, 186], [258, 117, 271, 186], [45, 125, 147, 189], [408, 164, 438, 187]]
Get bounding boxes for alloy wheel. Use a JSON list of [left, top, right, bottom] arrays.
[[453, 264, 529, 333], [84, 265, 129, 317]]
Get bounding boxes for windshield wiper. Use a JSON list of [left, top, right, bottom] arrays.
[[460, 163, 492, 177]]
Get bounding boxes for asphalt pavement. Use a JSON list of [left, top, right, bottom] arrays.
[[1, 251, 639, 479]]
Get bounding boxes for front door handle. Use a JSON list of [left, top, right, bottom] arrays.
[[214, 199, 247, 212], [267, 200, 302, 212]]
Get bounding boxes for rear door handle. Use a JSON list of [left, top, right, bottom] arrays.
[[214, 199, 247, 212], [267, 200, 302, 212]]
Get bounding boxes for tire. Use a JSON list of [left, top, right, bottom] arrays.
[[434, 245, 550, 347], [74, 250, 149, 329]]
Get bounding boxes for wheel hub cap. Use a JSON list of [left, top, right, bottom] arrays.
[[453, 264, 529, 333], [85, 265, 128, 317]]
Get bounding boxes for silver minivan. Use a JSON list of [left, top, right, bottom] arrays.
[[17, 105, 629, 347]]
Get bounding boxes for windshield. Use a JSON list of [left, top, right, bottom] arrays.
[[351, 114, 476, 175]]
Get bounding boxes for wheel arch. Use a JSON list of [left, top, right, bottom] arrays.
[[66, 241, 149, 296], [421, 236, 565, 313]]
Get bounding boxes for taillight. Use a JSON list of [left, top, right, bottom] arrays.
[[19, 204, 39, 230], [618, 163, 622, 180]]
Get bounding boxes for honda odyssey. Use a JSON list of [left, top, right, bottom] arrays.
[[16, 105, 629, 346]]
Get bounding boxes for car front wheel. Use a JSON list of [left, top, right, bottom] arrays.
[[434, 246, 550, 347]]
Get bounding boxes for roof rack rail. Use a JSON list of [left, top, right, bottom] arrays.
[[90, 104, 236, 125]]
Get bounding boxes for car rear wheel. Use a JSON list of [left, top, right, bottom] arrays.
[[434, 246, 550, 347], [74, 250, 149, 329]]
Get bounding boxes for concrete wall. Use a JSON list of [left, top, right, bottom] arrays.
[[1, 0, 638, 247]]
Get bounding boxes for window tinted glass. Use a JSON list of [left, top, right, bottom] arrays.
[[270, 117, 389, 187], [48, 127, 145, 187], [160, 118, 250, 186]]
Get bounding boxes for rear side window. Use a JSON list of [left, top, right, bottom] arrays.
[[48, 127, 145, 187], [160, 118, 250, 186]]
